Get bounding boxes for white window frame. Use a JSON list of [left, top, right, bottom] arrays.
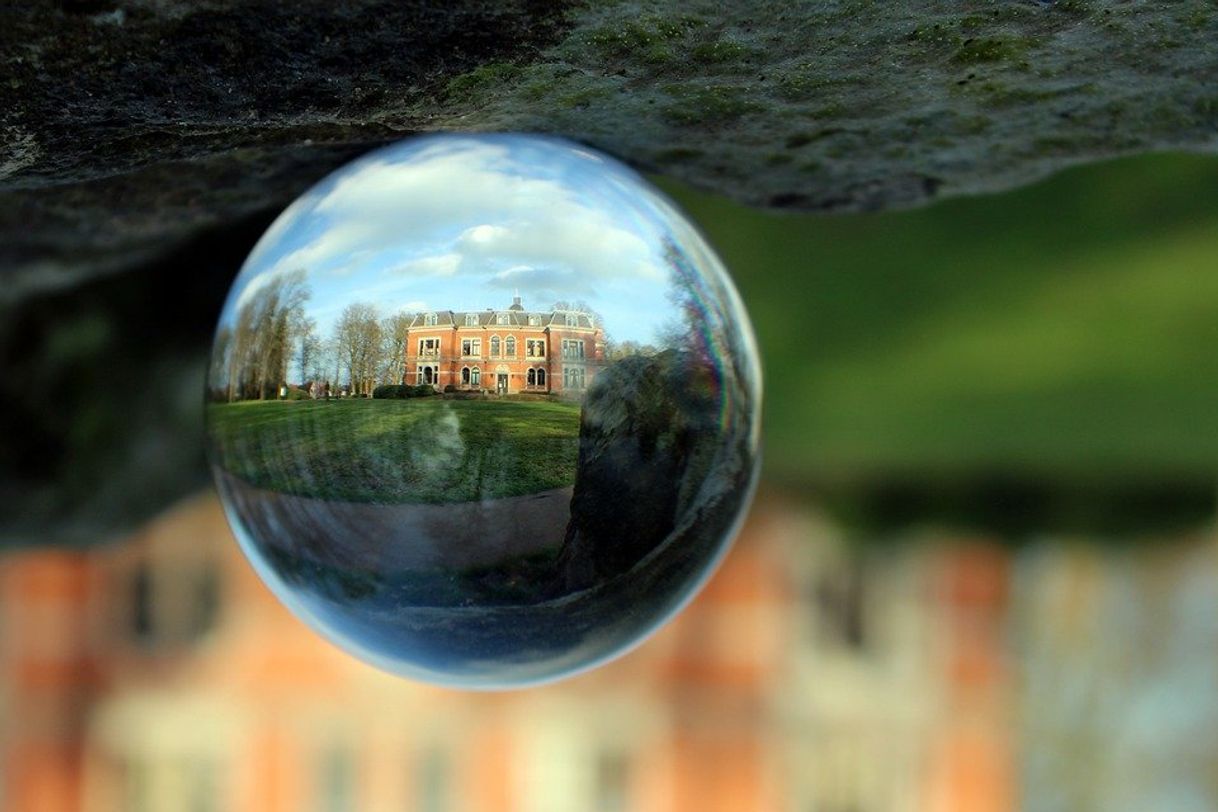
[[563, 366, 585, 389]]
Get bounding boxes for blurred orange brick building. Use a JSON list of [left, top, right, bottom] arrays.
[[0, 494, 1014, 812]]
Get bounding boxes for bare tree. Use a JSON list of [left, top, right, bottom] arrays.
[[219, 269, 311, 401], [209, 326, 233, 401], [334, 302, 382, 397], [380, 311, 414, 385], [550, 299, 603, 326], [296, 316, 320, 388]]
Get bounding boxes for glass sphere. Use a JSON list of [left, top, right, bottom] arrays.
[[206, 133, 761, 688]]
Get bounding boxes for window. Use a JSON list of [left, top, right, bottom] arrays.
[[565, 312, 579, 327], [536, 368, 546, 387], [595, 750, 631, 812], [813, 559, 867, 651], [424, 312, 437, 326], [497, 313, 510, 325], [527, 368, 536, 387], [319, 745, 355, 812], [418, 338, 440, 357], [471, 367, 481, 387], [131, 558, 220, 649], [528, 315, 541, 326], [505, 336, 517, 357], [416, 745, 452, 812], [564, 366, 586, 389], [562, 339, 585, 359], [490, 336, 501, 357], [461, 367, 470, 385], [120, 756, 220, 812], [461, 338, 481, 358], [526, 339, 545, 358], [464, 313, 478, 326]]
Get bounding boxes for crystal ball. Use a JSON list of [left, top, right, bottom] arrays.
[[206, 133, 761, 688]]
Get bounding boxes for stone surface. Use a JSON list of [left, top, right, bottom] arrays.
[[3, 0, 1217, 544], [555, 351, 726, 592]]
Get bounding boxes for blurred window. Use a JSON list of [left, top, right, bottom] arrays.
[[595, 749, 631, 812], [123, 757, 218, 812], [424, 313, 438, 326], [813, 558, 867, 651], [417, 745, 452, 812], [319, 746, 355, 812], [130, 558, 220, 649]]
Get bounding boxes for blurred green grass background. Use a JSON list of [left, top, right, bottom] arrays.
[[659, 154, 1218, 532]]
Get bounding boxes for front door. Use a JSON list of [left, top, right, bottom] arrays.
[[497, 374, 508, 394]]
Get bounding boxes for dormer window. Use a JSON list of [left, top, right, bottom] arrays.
[[424, 312, 438, 326], [528, 315, 541, 326], [464, 313, 478, 326], [496, 313, 510, 325], [565, 313, 578, 327]]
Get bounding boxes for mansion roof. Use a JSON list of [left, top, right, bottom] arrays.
[[408, 308, 598, 330]]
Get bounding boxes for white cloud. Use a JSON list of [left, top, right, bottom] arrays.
[[488, 265, 593, 295], [257, 139, 667, 291], [393, 253, 461, 277]]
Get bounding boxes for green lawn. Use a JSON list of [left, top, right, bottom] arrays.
[[207, 399, 581, 503], [659, 153, 1218, 487]]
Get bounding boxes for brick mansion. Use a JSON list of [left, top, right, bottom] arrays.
[[404, 296, 605, 395]]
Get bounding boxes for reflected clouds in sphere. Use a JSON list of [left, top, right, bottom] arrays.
[[206, 133, 761, 688]]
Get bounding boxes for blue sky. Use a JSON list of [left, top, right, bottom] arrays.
[[219, 134, 699, 345]]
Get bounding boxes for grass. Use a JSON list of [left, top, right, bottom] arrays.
[[657, 153, 1218, 489], [208, 399, 581, 504]]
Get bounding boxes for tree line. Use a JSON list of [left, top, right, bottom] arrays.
[[208, 278, 650, 403], [208, 274, 415, 402]]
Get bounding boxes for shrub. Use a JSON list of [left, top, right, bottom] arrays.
[[443, 384, 457, 393], [411, 384, 436, 397], [373, 385, 408, 399]]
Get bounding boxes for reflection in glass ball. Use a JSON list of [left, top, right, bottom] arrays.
[[206, 134, 761, 688]]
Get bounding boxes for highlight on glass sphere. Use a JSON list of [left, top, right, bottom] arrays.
[[205, 133, 761, 688]]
